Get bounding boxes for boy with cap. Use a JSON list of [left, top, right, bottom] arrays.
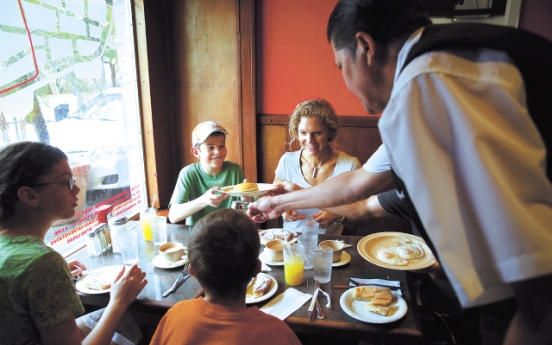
[[150, 209, 302, 345], [168, 121, 246, 225]]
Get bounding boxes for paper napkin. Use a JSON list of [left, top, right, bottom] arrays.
[[260, 288, 311, 320], [349, 278, 402, 296], [261, 262, 272, 272]]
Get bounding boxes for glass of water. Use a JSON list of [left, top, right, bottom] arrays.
[[150, 216, 168, 245], [118, 231, 139, 266], [313, 245, 333, 284], [298, 234, 317, 270]]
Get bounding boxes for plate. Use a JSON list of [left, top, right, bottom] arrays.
[[220, 183, 276, 198], [76, 265, 123, 294], [340, 288, 407, 323], [259, 228, 298, 245], [333, 251, 352, 267], [259, 250, 284, 266], [357, 232, 436, 270], [245, 274, 278, 304], [152, 254, 189, 269]]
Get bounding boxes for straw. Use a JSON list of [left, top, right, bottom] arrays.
[[151, 194, 157, 209]]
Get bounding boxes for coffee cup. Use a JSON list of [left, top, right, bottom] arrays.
[[264, 239, 285, 262], [159, 242, 186, 262], [319, 240, 344, 263]]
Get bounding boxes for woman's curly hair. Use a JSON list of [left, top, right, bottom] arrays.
[[0, 142, 66, 222], [288, 99, 339, 146]]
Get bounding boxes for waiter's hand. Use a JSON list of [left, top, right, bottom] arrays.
[[247, 196, 282, 223]]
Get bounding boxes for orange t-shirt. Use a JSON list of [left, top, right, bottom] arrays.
[[150, 297, 301, 345]]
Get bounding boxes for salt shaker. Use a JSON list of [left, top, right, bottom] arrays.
[[231, 201, 247, 212]]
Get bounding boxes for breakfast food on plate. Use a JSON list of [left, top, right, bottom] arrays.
[[394, 238, 425, 259], [234, 182, 259, 192], [376, 237, 426, 266], [260, 229, 295, 242], [368, 305, 390, 316], [353, 286, 393, 316], [246, 273, 273, 298], [376, 247, 409, 266], [83, 273, 113, 291]]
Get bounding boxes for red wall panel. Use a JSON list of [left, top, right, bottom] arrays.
[[256, 0, 368, 116]]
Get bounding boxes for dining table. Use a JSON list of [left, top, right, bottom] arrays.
[[69, 221, 424, 344]]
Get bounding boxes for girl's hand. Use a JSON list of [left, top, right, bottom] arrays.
[[110, 264, 147, 308], [67, 260, 87, 279]]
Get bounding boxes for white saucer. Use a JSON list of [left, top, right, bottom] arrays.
[[152, 254, 188, 269], [333, 251, 352, 267], [259, 250, 284, 266]]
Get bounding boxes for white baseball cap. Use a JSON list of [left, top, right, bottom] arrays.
[[192, 121, 229, 146]]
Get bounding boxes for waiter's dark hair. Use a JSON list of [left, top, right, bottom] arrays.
[[0, 141, 66, 222], [188, 209, 260, 298], [328, 0, 431, 54]]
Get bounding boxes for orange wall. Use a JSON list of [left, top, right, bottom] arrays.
[[256, 0, 368, 116]]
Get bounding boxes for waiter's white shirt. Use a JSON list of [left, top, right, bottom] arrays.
[[379, 27, 552, 308]]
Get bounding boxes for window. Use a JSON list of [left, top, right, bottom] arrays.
[[0, 0, 147, 255]]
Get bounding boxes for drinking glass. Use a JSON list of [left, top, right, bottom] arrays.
[[118, 231, 139, 265], [298, 234, 317, 270], [150, 216, 168, 245], [140, 207, 156, 241], [313, 246, 333, 284], [302, 222, 319, 240], [283, 243, 305, 286]]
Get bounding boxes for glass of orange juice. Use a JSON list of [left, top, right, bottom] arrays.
[[283, 243, 305, 286], [140, 207, 156, 241]]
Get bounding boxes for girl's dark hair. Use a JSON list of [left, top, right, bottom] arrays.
[[327, 0, 431, 54], [0, 142, 66, 222], [188, 209, 260, 299]]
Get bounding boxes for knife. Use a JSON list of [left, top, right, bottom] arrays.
[[308, 280, 320, 322], [162, 273, 191, 297]]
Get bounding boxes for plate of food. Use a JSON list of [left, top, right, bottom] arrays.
[[220, 182, 276, 198], [76, 265, 122, 294], [259, 228, 298, 245], [246, 273, 278, 304], [357, 232, 436, 270], [340, 286, 407, 323]]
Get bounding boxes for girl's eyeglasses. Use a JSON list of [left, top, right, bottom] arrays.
[[30, 178, 77, 191]]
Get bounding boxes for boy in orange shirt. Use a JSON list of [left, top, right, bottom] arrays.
[[150, 209, 301, 345]]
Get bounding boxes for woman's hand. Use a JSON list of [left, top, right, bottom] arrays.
[[67, 260, 87, 279], [312, 210, 340, 228], [110, 264, 147, 308]]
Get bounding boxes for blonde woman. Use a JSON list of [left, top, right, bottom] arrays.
[[274, 99, 361, 235]]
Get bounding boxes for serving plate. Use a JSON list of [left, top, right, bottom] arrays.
[[245, 274, 278, 304], [357, 232, 436, 270], [340, 288, 407, 323], [220, 183, 276, 199], [76, 265, 122, 294]]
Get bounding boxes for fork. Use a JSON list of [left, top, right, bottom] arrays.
[[307, 281, 325, 320], [162, 262, 191, 297]]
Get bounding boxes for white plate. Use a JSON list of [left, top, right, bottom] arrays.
[[76, 265, 123, 294], [340, 288, 407, 323], [245, 274, 278, 304], [220, 183, 276, 198], [333, 251, 352, 267], [357, 232, 436, 270], [259, 250, 284, 266], [259, 228, 298, 245], [152, 254, 189, 269]]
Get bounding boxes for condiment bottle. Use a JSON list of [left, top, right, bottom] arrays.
[[87, 232, 102, 257], [95, 228, 107, 253], [231, 201, 247, 212]]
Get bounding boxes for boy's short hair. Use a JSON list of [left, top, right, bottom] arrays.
[[192, 121, 228, 147], [188, 209, 260, 298]]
